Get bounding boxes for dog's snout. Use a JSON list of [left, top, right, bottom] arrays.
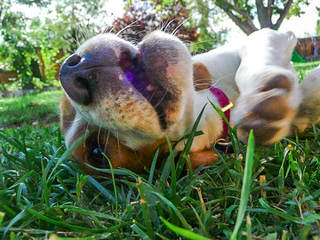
[[60, 54, 92, 105]]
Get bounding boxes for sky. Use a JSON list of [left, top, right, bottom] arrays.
[[14, 0, 320, 45]]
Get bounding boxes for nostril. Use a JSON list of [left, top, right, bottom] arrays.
[[65, 53, 81, 67]]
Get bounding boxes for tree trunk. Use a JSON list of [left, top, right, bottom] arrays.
[[215, 0, 258, 35], [54, 49, 65, 81], [224, 11, 258, 35], [37, 47, 46, 80], [215, 0, 293, 35], [256, 0, 272, 28]]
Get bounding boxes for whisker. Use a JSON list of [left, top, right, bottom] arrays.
[[147, 88, 157, 103], [102, 26, 114, 34], [116, 130, 121, 156], [103, 128, 110, 155], [172, 18, 190, 36], [97, 126, 102, 149], [194, 83, 213, 86], [154, 90, 168, 109], [83, 122, 89, 149], [116, 20, 140, 37], [163, 19, 176, 33], [159, 19, 169, 32]]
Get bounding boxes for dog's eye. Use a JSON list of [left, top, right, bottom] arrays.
[[89, 146, 109, 168]]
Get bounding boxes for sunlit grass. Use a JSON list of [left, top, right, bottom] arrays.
[[0, 90, 62, 128]]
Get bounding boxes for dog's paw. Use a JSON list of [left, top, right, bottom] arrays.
[[231, 69, 301, 144]]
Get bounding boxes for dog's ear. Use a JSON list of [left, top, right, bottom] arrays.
[[193, 62, 212, 91], [189, 150, 218, 169], [60, 94, 76, 134]]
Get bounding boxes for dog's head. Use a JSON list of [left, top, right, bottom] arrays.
[[59, 31, 206, 173]]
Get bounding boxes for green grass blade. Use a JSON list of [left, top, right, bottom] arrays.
[[0, 170, 35, 194], [48, 131, 91, 181], [49, 235, 96, 240], [231, 130, 255, 240], [137, 179, 155, 239], [259, 198, 320, 224], [131, 223, 151, 240], [103, 153, 119, 217], [26, 208, 123, 233], [160, 217, 210, 240], [58, 206, 121, 222], [176, 105, 206, 178], [166, 135, 177, 200], [0, 212, 4, 226], [87, 166, 140, 180], [0, 131, 24, 152], [148, 148, 159, 184], [2, 210, 26, 239], [208, 100, 231, 129], [0, 200, 16, 217], [160, 154, 174, 183], [87, 176, 115, 203], [150, 191, 191, 230]]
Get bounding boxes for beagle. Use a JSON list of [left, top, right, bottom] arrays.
[[59, 28, 320, 174]]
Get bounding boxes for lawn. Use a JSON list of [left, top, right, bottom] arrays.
[[0, 63, 320, 239], [0, 91, 63, 128]]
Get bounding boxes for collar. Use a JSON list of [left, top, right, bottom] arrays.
[[209, 87, 233, 140]]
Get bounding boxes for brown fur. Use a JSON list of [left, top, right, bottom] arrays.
[[192, 62, 213, 91]]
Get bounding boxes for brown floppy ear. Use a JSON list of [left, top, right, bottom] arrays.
[[193, 62, 213, 91], [60, 94, 76, 134], [189, 150, 218, 169]]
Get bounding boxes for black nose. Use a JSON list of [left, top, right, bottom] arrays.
[[60, 53, 92, 105]]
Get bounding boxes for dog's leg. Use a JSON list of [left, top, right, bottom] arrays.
[[231, 29, 302, 144], [293, 65, 320, 132]]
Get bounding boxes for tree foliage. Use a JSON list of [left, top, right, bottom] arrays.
[[0, 0, 107, 89], [185, 0, 227, 52], [113, 0, 199, 44], [115, 0, 227, 53]]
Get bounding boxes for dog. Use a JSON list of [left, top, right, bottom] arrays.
[[59, 28, 320, 174]]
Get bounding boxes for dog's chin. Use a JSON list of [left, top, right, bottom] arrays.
[[71, 88, 188, 150]]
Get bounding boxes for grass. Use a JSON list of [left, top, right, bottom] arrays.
[[0, 90, 62, 128], [294, 60, 320, 82], [0, 63, 320, 239]]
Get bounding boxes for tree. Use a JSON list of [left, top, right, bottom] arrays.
[[0, 10, 40, 89], [115, 0, 227, 53], [113, 0, 199, 44], [214, 0, 310, 35], [0, 0, 51, 89], [0, 0, 108, 89], [186, 0, 228, 52], [317, 7, 320, 36]]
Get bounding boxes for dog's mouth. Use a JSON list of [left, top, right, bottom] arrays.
[[119, 51, 171, 129]]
